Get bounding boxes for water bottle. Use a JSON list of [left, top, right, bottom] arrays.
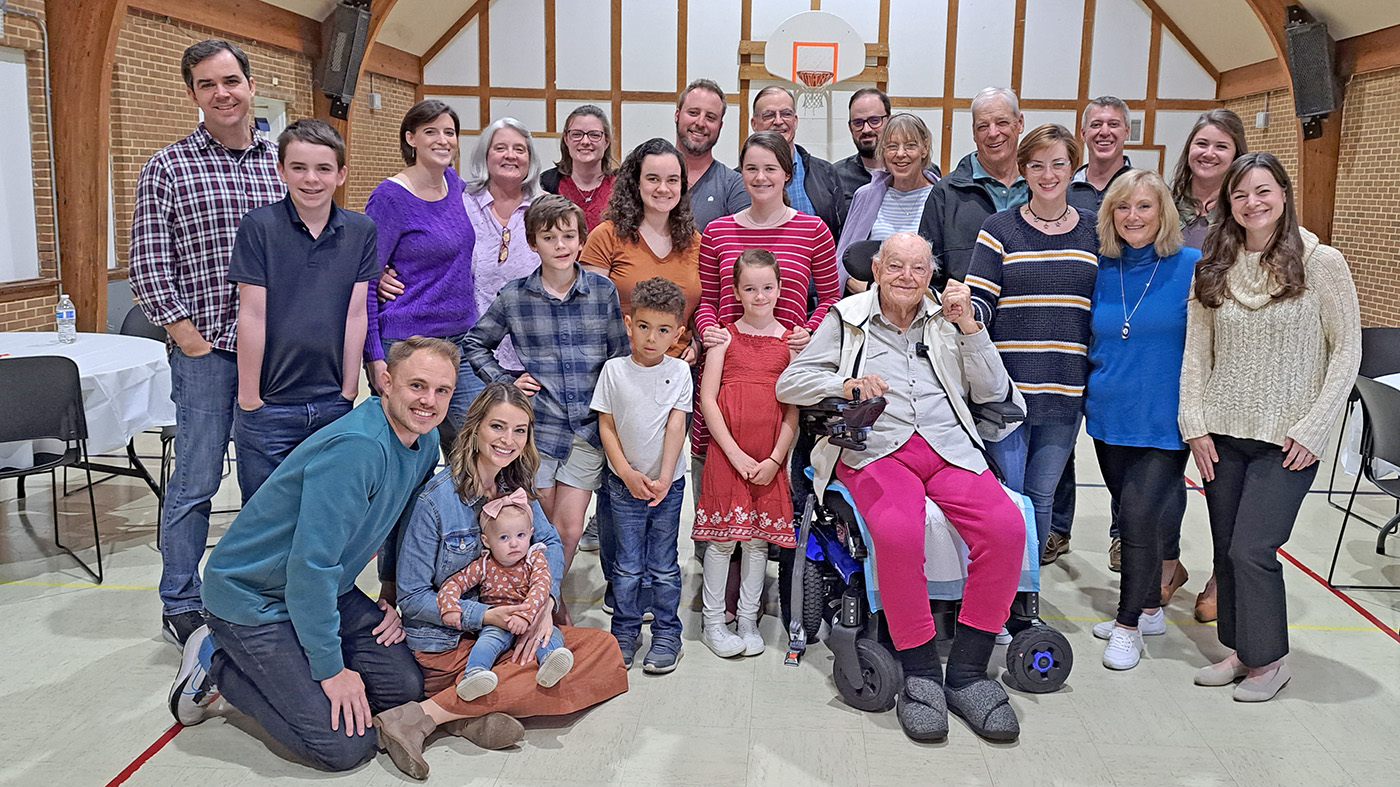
[[56, 293, 77, 344]]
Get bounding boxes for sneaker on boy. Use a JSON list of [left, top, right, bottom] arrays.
[[590, 278, 694, 672], [227, 119, 376, 504]]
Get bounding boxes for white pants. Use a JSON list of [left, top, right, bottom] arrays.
[[701, 539, 768, 627]]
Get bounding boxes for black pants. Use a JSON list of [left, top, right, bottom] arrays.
[[1093, 441, 1189, 627], [207, 588, 424, 771], [1202, 434, 1317, 667]]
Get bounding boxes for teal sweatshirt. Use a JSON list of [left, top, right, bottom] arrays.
[[202, 397, 437, 680]]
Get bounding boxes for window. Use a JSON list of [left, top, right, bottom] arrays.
[[0, 46, 40, 283]]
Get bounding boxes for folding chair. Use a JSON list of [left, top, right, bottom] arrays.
[[1327, 375, 1400, 592], [1326, 327, 1400, 527], [0, 356, 103, 583]]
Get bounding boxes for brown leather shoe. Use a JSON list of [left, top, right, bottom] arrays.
[[374, 702, 436, 780], [440, 712, 524, 750], [1040, 532, 1071, 565], [1108, 537, 1122, 573], [1160, 562, 1189, 606], [1194, 590, 1218, 623]]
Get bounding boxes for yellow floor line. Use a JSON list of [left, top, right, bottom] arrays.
[[0, 579, 159, 590]]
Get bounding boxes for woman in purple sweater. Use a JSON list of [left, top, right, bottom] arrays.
[[366, 100, 481, 457]]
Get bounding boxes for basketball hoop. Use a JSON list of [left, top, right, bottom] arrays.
[[795, 70, 834, 111]]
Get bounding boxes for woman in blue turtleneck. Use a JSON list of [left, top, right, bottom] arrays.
[[1084, 169, 1200, 672]]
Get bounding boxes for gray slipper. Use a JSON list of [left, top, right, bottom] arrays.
[[944, 679, 1020, 742], [896, 675, 948, 742]]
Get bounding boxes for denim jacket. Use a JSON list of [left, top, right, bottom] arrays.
[[396, 469, 564, 653]]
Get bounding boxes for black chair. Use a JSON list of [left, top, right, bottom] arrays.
[[842, 239, 882, 285], [1327, 375, 1400, 591], [1326, 327, 1400, 526], [117, 307, 176, 532], [0, 356, 103, 583]]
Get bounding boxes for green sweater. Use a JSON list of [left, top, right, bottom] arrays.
[[202, 397, 437, 680]]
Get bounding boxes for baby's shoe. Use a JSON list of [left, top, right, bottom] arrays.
[[537, 647, 575, 688], [456, 666, 498, 701], [736, 617, 765, 656]]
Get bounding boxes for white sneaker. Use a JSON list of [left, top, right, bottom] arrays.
[[1101, 626, 1144, 670], [995, 626, 1013, 646], [1093, 608, 1166, 639], [701, 623, 745, 658], [736, 618, 765, 656]]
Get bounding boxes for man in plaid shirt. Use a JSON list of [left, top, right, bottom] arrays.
[[129, 39, 285, 650], [463, 196, 629, 598]]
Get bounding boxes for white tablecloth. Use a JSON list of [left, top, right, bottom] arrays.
[[1339, 372, 1400, 479], [0, 331, 176, 467]]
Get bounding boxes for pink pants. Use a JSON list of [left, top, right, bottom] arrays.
[[835, 434, 1025, 650]]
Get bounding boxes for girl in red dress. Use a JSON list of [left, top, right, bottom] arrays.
[[694, 249, 799, 659]]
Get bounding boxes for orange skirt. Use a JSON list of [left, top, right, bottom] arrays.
[[415, 626, 628, 718]]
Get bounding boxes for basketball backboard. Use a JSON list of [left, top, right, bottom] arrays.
[[763, 11, 867, 86]]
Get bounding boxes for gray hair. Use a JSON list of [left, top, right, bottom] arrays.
[[465, 117, 542, 198], [873, 231, 941, 276], [1082, 95, 1130, 127], [971, 86, 1020, 118]]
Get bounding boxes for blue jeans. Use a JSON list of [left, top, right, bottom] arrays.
[[987, 418, 1082, 554], [607, 474, 684, 643], [381, 333, 484, 460], [464, 623, 566, 672], [160, 347, 238, 615], [206, 588, 423, 772], [233, 394, 353, 505]]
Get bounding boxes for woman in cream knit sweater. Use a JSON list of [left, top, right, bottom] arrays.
[[1178, 152, 1361, 702]]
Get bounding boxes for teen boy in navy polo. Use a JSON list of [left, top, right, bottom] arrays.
[[227, 119, 378, 503]]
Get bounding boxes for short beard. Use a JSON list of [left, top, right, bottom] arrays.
[[676, 126, 718, 156], [855, 138, 878, 159]]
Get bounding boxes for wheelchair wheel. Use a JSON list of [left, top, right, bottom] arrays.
[[1003, 624, 1073, 694], [801, 557, 841, 643], [833, 637, 902, 712]]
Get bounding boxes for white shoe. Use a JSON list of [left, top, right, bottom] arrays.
[[701, 623, 745, 658], [456, 667, 498, 701], [995, 626, 1013, 646], [1101, 626, 1144, 670], [1093, 608, 1166, 640], [736, 618, 765, 656], [536, 647, 574, 688]]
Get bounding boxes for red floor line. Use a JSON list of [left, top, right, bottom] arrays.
[[105, 723, 183, 787], [1183, 476, 1400, 644]]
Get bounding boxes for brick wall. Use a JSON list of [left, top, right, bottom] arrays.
[[0, 0, 56, 333], [1331, 67, 1400, 328], [1225, 76, 1400, 328], [109, 9, 316, 275], [345, 73, 418, 212]]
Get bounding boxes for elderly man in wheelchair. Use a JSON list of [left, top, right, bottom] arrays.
[[776, 232, 1063, 743]]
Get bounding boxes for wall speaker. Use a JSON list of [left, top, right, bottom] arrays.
[[320, 1, 372, 120], [1285, 20, 1342, 119]]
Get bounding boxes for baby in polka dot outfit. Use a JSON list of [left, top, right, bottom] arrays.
[[437, 490, 574, 701]]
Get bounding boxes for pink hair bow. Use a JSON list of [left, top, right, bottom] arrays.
[[481, 487, 530, 519]]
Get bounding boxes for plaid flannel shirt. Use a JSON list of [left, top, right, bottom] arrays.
[[463, 265, 629, 459], [129, 124, 284, 351]]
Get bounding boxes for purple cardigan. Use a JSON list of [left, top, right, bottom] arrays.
[[363, 169, 478, 362], [834, 168, 941, 288]]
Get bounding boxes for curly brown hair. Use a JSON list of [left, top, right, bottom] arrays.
[[449, 382, 541, 504], [1193, 153, 1305, 309], [603, 138, 697, 251]]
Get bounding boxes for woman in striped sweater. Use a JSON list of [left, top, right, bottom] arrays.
[[966, 124, 1099, 554]]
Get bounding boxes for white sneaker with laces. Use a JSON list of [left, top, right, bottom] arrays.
[[701, 623, 745, 658], [1102, 626, 1144, 670], [736, 617, 764, 656], [1093, 608, 1166, 640]]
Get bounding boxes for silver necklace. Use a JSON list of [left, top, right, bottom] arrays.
[[1119, 255, 1163, 339]]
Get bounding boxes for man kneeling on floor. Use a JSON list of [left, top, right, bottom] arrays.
[[169, 336, 522, 771]]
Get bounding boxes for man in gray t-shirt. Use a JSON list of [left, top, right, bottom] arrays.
[[674, 78, 750, 230]]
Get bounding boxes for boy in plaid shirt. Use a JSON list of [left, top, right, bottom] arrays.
[[463, 195, 628, 614]]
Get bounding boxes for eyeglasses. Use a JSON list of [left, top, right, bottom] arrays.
[[882, 141, 923, 155], [849, 114, 889, 131], [497, 228, 512, 263], [1025, 160, 1072, 175], [565, 130, 606, 143], [758, 109, 797, 123]]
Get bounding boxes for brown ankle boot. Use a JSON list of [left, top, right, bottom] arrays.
[[373, 702, 436, 780], [440, 712, 524, 750]]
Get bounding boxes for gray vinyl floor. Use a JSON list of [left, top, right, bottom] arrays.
[[3, 422, 1398, 787]]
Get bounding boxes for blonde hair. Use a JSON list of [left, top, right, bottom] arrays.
[[1097, 170, 1182, 259], [449, 382, 541, 504]]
